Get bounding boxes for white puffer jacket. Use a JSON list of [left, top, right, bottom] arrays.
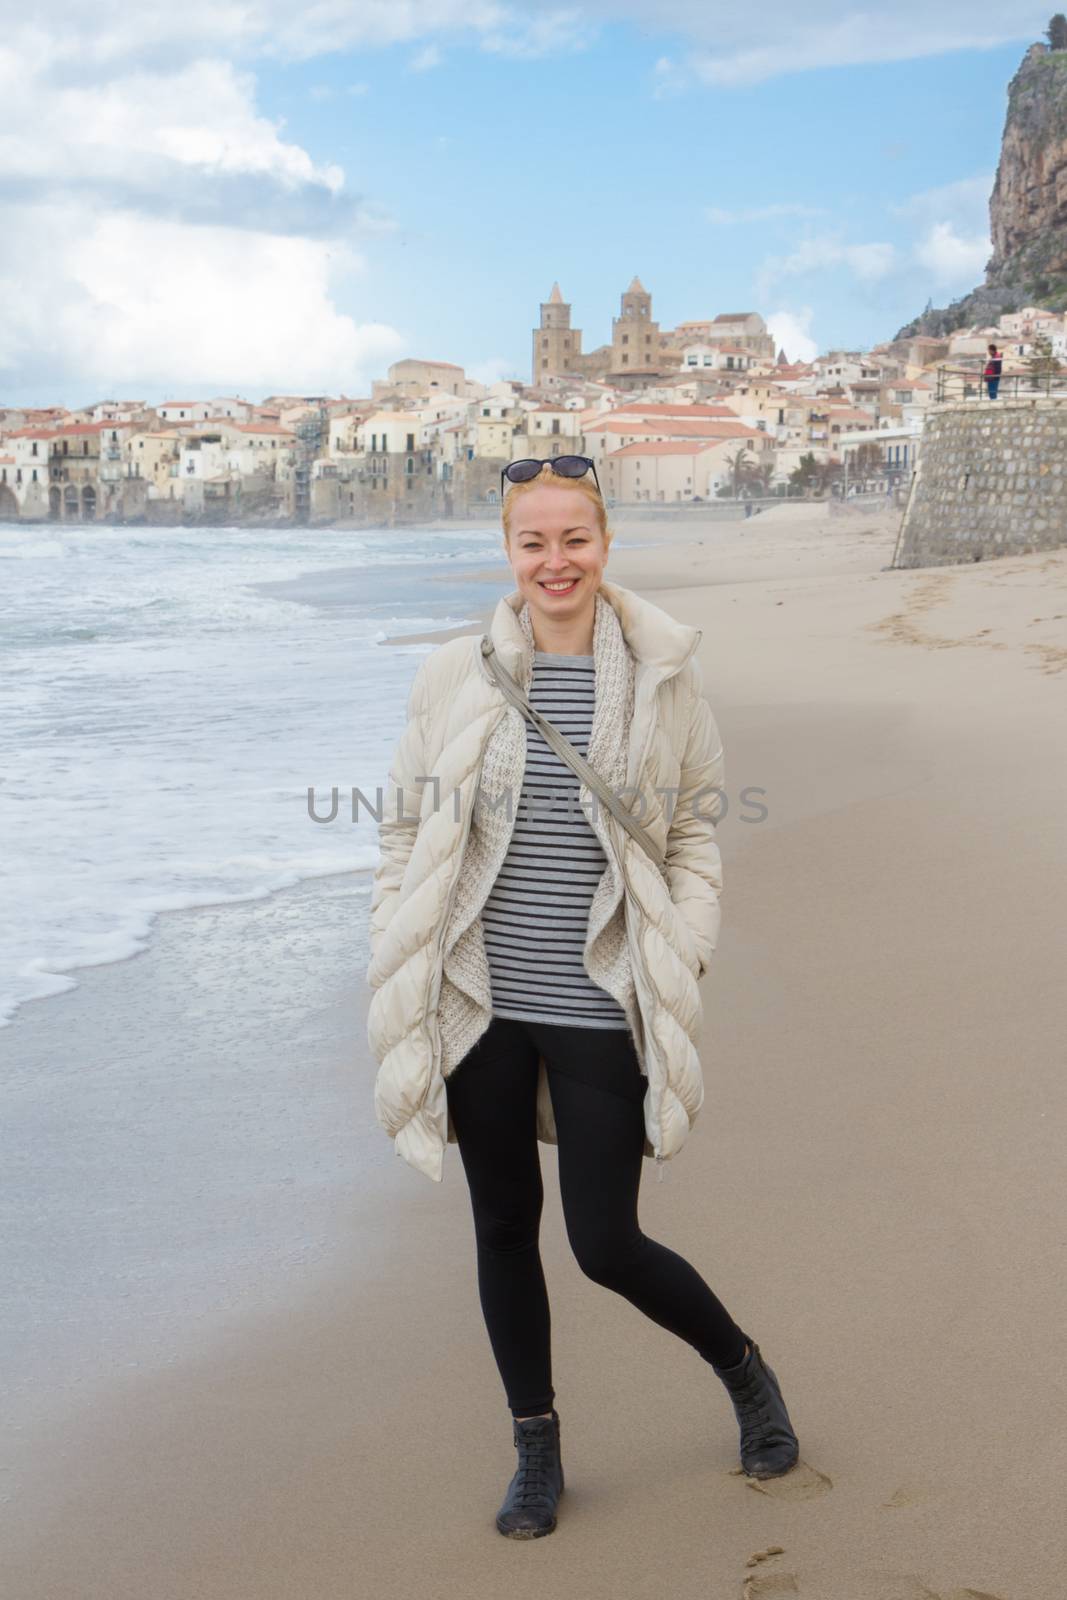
[[365, 579, 725, 1184]]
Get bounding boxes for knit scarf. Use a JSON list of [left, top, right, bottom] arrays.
[[436, 589, 640, 1075]]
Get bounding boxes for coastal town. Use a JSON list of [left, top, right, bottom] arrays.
[[1, 280, 1065, 527]]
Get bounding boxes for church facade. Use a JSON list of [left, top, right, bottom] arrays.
[[531, 281, 775, 387]]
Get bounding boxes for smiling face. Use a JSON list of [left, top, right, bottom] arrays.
[[502, 482, 611, 634]]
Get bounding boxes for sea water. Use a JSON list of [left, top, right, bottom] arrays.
[[0, 520, 501, 1027]]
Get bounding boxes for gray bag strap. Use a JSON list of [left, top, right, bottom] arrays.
[[480, 635, 667, 875]]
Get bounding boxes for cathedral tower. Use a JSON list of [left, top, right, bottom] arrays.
[[531, 282, 582, 384], [611, 275, 660, 374]]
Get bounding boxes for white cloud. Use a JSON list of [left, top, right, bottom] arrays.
[[0, 46, 403, 400], [409, 44, 442, 71], [0, 3, 1043, 85], [757, 234, 897, 297], [0, 203, 406, 393], [766, 307, 818, 363], [580, 2, 1045, 88], [913, 221, 991, 286], [0, 2, 509, 69], [706, 202, 826, 225], [0, 54, 345, 196], [889, 173, 994, 228], [889, 173, 993, 288], [479, 7, 592, 56]]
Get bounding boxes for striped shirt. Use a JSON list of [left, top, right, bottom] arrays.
[[482, 650, 630, 1030]]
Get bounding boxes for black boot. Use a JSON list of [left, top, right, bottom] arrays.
[[712, 1337, 799, 1479], [495, 1409, 564, 1538]]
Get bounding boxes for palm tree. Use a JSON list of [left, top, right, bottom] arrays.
[[725, 447, 754, 498]]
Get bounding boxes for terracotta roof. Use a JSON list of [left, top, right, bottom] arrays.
[[608, 403, 737, 418], [587, 417, 766, 440], [59, 420, 134, 435], [606, 441, 724, 457]]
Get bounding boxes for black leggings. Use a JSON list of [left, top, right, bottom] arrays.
[[444, 1015, 748, 1417]]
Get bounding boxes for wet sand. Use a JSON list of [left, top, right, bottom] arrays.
[[3, 504, 1064, 1600]]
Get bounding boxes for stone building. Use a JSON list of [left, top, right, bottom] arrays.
[[610, 276, 661, 376], [531, 281, 776, 386], [531, 283, 583, 385], [373, 358, 470, 402]]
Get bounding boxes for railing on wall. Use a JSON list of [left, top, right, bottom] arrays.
[[934, 366, 1067, 402]]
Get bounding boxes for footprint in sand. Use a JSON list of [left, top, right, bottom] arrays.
[[880, 1475, 938, 1509], [740, 1461, 833, 1501], [941, 1592, 1012, 1600], [860, 1579, 941, 1599], [750, 1577, 1010, 1600], [742, 1574, 798, 1597], [865, 1585, 1010, 1600]]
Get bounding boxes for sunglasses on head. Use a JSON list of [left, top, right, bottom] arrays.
[[500, 455, 601, 499]]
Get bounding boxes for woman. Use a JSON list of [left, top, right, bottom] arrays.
[[984, 343, 1002, 400], [366, 457, 799, 1539]]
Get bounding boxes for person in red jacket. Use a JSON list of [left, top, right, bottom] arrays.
[[984, 343, 1002, 400]]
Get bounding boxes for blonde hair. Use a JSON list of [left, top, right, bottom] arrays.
[[501, 463, 611, 545]]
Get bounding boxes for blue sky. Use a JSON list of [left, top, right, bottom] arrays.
[[0, 4, 1052, 404]]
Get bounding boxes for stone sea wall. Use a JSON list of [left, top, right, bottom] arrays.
[[894, 399, 1067, 568]]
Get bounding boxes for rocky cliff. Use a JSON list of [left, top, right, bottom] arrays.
[[987, 42, 1067, 288], [896, 40, 1067, 339]]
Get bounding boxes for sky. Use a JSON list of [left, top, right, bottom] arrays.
[[0, 4, 1054, 406]]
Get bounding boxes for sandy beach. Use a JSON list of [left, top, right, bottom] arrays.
[[3, 503, 1065, 1600]]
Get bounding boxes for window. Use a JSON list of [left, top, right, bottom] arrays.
[[31, 442, 37, 457], [32, 468, 37, 482], [406, 433, 415, 450], [406, 457, 414, 474], [621, 354, 628, 365], [371, 433, 377, 451]]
